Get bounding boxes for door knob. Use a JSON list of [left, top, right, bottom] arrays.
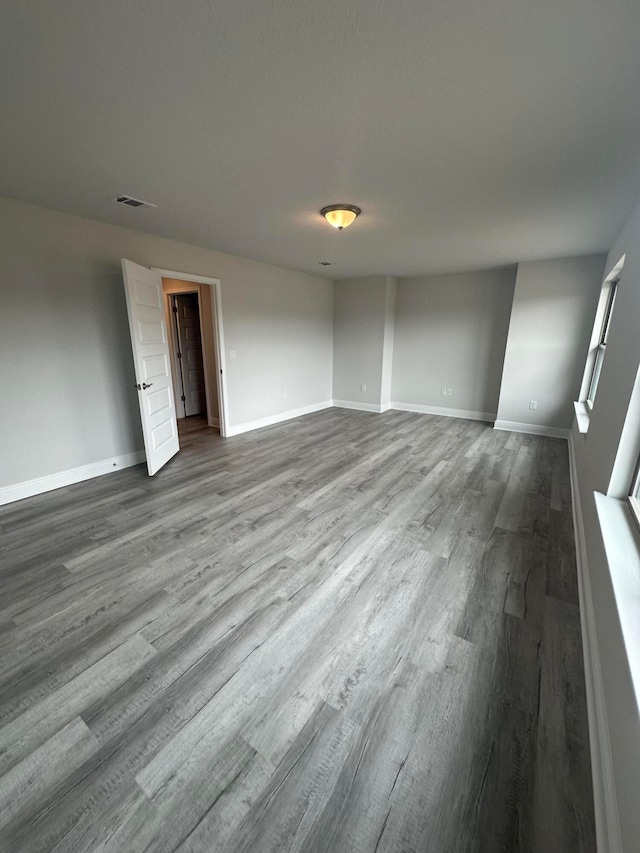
[[135, 382, 154, 390]]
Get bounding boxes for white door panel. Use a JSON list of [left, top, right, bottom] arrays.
[[142, 354, 170, 381], [122, 259, 180, 476]]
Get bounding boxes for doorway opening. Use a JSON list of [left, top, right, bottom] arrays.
[[160, 274, 226, 434], [171, 292, 207, 418]]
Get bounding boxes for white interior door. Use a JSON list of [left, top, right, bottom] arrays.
[[121, 259, 180, 475]]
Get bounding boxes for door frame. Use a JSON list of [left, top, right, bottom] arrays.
[[153, 269, 229, 437]]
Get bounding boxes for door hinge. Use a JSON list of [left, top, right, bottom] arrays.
[[172, 305, 178, 313], [181, 395, 186, 402], [220, 369, 223, 375], [177, 351, 182, 359]]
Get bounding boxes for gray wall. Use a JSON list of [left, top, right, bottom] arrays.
[[0, 196, 333, 489], [332, 277, 389, 406], [391, 268, 516, 416], [380, 278, 397, 406], [572, 194, 640, 853], [496, 256, 605, 429], [222, 266, 333, 425]]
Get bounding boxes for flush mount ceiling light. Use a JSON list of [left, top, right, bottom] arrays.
[[321, 204, 361, 230]]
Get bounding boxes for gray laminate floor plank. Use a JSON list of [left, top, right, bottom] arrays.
[[0, 592, 172, 726], [531, 595, 595, 852], [0, 634, 156, 775], [6, 602, 294, 853], [0, 411, 595, 852]]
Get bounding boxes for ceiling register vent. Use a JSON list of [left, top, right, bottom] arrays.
[[113, 195, 157, 210]]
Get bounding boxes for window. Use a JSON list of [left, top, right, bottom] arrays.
[[586, 277, 619, 408], [578, 256, 625, 422]]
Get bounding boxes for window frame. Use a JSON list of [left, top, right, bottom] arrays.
[[577, 256, 625, 427], [585, 277, 619, 410]]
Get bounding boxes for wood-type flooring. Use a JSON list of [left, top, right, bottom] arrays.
[[0, 409, 595, 852]]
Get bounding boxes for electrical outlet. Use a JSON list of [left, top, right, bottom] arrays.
[[229, 350, 237, 360], [446, 388, 452, 396], [529, 399, 538, 410], [441, 387, 447, 396], [361, 383, 366, 392]]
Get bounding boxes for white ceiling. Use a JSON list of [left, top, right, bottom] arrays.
[[1, 0, 640, 278]]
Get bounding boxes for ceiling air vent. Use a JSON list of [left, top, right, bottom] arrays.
[[113, 195, 157, 210]]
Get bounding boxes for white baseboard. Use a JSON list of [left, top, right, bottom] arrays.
[[568, 435, 622, 853], [332, 399, 387, 413], [391, 401, 496, 422], [493, 419, 570, 440], [0, 450, 146, 507], [225, 400, 333, 437]]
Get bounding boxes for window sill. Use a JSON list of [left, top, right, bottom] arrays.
[[574, 400, 591, 434], [594, 492, 640, 713]]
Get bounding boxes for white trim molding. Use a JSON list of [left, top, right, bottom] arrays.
[[594, 493, 640, 724], [152, 268, 221, 287], [333, 400, 495, 421], [573, 400, 591, 435], [568, 436, 623, 853], [225, 400, 333, 437], [332, 400, 389, 413], [152, 267, 229, 438], [391, 402, 495, 422], [493, 419, 570, 440], [0, 451, 146, 507]]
